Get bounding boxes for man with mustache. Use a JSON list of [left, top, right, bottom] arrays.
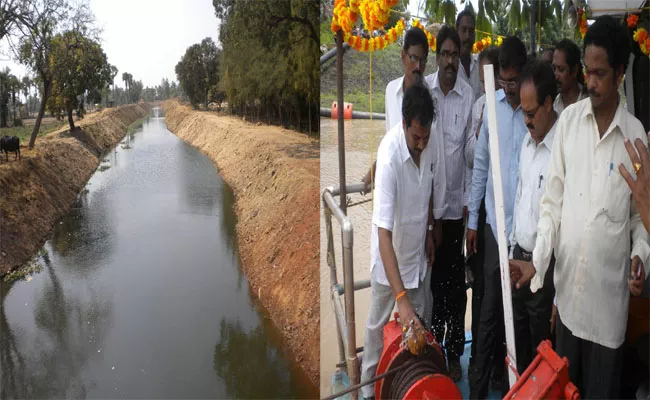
[[552, 39, 587, 115], [467, 36, 529, 399], [509, 16, 649, 398], [423, 25, 474, 382], [360, 82, 437, 400], [507, 59, 558, 375], [456, 9, 482, 101]]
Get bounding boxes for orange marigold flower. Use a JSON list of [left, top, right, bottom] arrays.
[[628, 14, 639, 28], [636, 28, 649, 43]]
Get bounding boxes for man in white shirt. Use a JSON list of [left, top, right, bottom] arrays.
[[360, 83, 438, 399], [456, 9, 482, 101], [509, 16, 650, 398], [552, 39, 587, 115], [424, 25, 474, 382], [508, 60, 558, 375]]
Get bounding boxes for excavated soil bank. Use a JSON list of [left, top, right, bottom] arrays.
[[163, 100, 319, 387], [0, 103, 151, 274]]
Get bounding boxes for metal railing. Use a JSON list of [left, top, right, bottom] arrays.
[[323, 182, 372, 399]]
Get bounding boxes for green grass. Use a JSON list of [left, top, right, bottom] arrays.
[[0, 121, 66, 143], [321, 90, 386, 114]]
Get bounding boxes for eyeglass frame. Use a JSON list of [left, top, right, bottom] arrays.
[[407, 53, 427, 66]]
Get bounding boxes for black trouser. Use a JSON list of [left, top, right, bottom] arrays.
[[556, 313, 624, 399], [511, 244, 555, 375], [430, 218, 466, 362], [470, 200, 486, 364], [469, 224, 508, 399]]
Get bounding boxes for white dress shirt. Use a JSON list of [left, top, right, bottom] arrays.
[[458, 54, 482, 103], [385, 76, 405, 134], [465, 94, 486, 171], [531, 98, 650, 349], [384, 75, 448, 220], [371, 123, 436, 289], [425, 72, 474, 220], [509, 121, 557, 255], [553, 84, 587, 115]]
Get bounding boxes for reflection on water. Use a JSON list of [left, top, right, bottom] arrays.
[[1, 111, 315, 398]]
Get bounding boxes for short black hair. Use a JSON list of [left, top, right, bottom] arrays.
[[455, 8, 475, 29], [555, 39, 584, 84], [498, 36, 528, 73], [436, 25, 461, 56], [479, 46, 500, 77], [402, 82, 435, 129], [404, 27, 429, 58], [520, 59, 557, 107], [583, 15, 632, 72]]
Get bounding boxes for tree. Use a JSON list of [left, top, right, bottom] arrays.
[[45, 29, 111, 130], [21, 75, 32, 116], [175, 37, 220, 109], [213, 0, 319, 134]]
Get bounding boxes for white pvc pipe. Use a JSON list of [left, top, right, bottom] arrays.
[[483, 64, 518, 388]]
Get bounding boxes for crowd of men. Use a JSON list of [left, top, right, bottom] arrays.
[[360, 9, 649, 400]]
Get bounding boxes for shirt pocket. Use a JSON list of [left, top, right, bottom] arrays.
[[604, 171, 630, 223]]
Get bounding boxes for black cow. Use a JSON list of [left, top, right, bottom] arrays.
[[0, 136, 21, 162]]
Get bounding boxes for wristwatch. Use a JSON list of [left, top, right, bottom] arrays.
[[428, 224, 434, 232]]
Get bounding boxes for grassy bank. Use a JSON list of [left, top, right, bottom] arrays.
[[0, 121, 66, 144]]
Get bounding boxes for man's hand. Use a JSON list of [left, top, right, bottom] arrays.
[[619, 135, 650, 232], [508, 259, 536, 289], [629, 255, 646, 296], [396, 294, 424, 331], [361, 171, 373, 196], [466, 229, 478, 255], [550, 304, 557, 333], [426, 231, 435, 267]]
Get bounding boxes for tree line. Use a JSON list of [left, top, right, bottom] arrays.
[[174, 0, 319, 135], [0, 0, 183, 148]]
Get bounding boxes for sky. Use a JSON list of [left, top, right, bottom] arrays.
[[0, 0, 221, 88], [0, 0, 477, 89]]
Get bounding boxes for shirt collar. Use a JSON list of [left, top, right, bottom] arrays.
[[584, 97, 625, 139], [526, 118, 557, 149], [432, 71, 463, 96], [397, 123, 412, 164]]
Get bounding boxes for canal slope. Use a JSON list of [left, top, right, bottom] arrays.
[[0, 104, 151, 275], [163, 100, 319, 386]]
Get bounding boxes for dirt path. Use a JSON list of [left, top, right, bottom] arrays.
[[163, 101, 320, 388], [0, 104, 151, 274]]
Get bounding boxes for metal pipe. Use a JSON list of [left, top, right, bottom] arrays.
[[320, 43, 350, 65], [336, 279, 371, 295], [320, 107, 386, 120], [320, 359, 418, 400], [325, 182, 365, 199], [336, 30, 347, 215], [331, 285, 349, 356], [342, 218, 358, 395], [324, 201, 346, 367]]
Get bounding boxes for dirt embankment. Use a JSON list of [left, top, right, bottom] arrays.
[[162, 100, 320, 387], [0, 104, 151, 274]]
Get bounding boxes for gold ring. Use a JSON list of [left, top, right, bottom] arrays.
[[634, 162, 642, 174]]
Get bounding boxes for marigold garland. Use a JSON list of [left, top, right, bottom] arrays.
[[577, 7, 588, 38], [472, 35, 502, 54], [628, 14, 639, 29], [633, 27, 650, 58], [411, 19, 436, 52], [345, 18, 406, 52]]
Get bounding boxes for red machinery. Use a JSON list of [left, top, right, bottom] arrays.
[[373, 314, 580, 400], [374, 314, 462, 400], [503, 340, 580, 400]]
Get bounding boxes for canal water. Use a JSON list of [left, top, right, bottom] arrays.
[[0, 110, 315, 398]]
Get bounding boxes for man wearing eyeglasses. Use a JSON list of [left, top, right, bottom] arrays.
[[423, 25, 474, 382], [507, 59, 558, 375], [467, 36, 529, 399], [508, 16, 649, 398]]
